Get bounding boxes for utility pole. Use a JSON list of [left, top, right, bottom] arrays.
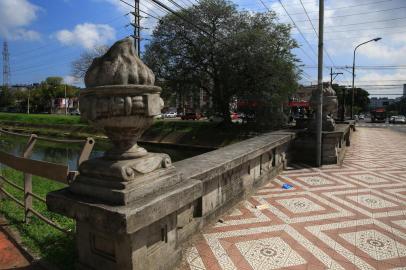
[[329, 68, 345, 121], [330, 67, 343, 86], [130, 0, 141, 56], [64, 84, 68, 115], [27, 87, 30, 114], [316, 0, 324, 167], [2, 40, 10, 89]]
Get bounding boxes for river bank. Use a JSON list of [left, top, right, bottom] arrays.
[[0, 113, 260, 149]]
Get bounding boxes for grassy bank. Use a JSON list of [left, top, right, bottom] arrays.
[[0, 112, 102, 140], [0, 167, 75, 270], [0, 112, 83, 125], [0, 113, 260, 148]]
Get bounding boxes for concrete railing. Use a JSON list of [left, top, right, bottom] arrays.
[[47, 130, 296, 270]]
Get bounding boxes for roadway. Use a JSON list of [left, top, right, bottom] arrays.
[[356, 118, 406, 133]]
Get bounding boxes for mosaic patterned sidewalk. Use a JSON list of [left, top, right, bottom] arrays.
[[182, 128, 406, 270]]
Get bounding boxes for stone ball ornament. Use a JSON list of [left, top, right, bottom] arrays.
[[79, 38, 165, 161]]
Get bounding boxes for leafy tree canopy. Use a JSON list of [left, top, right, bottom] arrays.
[[332, 84, 370, 113], [144, 0, 300, 126]]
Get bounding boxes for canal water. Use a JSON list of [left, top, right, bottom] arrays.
[[0, 134, 209, 171]]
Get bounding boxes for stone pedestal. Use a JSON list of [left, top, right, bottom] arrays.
[[70, 153, 178, 205], [47, 179, 202, 270], [291, 124, 352, 165]]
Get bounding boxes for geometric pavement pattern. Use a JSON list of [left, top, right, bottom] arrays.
[[179, 128, 406, 270]]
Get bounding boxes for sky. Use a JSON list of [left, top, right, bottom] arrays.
[[0, 0, 405, 98]]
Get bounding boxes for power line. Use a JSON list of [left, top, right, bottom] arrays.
[[276, 0, 318, 58], [119, 0, 161, 20], [367, 93, 403, 95], [303, 65, 406, 69], [167, 0, 185, 10], [301, 16, 406, 31], [11, 13, 129, 60], [146, 0, 215, 39], [356, 84, 404, 86], [271, 0, 396, 17], [295, 6, 406, 23], [298, 0, 337, 71], [320, 24, 406, 34], [11, 25, 131, 75], [258, 0, 317, 65]]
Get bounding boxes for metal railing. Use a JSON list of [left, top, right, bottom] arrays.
[[0, 128, 95, 234]]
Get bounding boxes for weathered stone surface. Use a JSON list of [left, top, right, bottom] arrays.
[[85, 38, 155, 87], [46, 37, 301, 270], [292, 124, 352, 165], [309, 85, 339, 132], [47, 179, 203, 235], [79, 86, 163, 160], [47, 130, 297, 270], [80, 38, 164, 161]]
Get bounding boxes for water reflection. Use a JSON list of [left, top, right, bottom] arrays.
[[0, 134, 207, 170]]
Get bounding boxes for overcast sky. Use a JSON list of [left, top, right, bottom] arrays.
[[1, 0, 405, 97]]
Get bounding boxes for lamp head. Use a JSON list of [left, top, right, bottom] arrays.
[[373, 37, 382, 42]]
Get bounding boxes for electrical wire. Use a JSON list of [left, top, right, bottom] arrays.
[[276, 0, 318, 59], [119, 0, 162, 20], [272, 0, 396, 18], [301, 16, 406, 31], [298, 0, 338, 72], [258, 0, 317, 65], [295, 6, 406, 23]]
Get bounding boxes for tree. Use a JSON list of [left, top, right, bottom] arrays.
[[144, 0, 299, 126], [387, 97, 406, 115], [0, 86, 15, 109], [332, 84, 370, 115], [33, 77, 79, 113], [71, 45, 109, 79]]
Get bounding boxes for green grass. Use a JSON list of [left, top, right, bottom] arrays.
[[0, 167, 76, 270], [0, 112, 258, 147], [0, 112, 83, 126], [144, 120, 257, 147]]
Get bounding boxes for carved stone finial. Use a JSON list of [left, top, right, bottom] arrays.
[[84, 38, 155, 87], [73, 38, 176, 205], [309, 85, 338, 132], [79, 38, 166, 161]]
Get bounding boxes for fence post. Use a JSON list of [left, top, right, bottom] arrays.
[[0, 172, 4, 200], [22, 134, 37, 224], [24, 173, 33, 223]]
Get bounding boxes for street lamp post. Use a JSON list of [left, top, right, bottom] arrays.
[[351, 37, 382, 119]]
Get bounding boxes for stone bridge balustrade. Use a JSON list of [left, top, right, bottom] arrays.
[[45, 37, 298, 270], [46, 131, 296, 270], [45, 36, 353, 270]]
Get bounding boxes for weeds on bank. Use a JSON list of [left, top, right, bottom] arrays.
[[0, 168, 76, 270]]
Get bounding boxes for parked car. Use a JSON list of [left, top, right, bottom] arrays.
[[163, 111, 177, 118], [208, 112, 243, 123], [359, 114, 365, 120], [181, 112, 201, 120], [389, 115, 406, 124], [208, 113, 223, 122], [69, 109, 80, 115]]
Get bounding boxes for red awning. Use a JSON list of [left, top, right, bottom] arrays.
[[288, 101, 309, 107]]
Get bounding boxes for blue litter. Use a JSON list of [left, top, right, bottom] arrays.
[[282, 183, 293, 189]]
